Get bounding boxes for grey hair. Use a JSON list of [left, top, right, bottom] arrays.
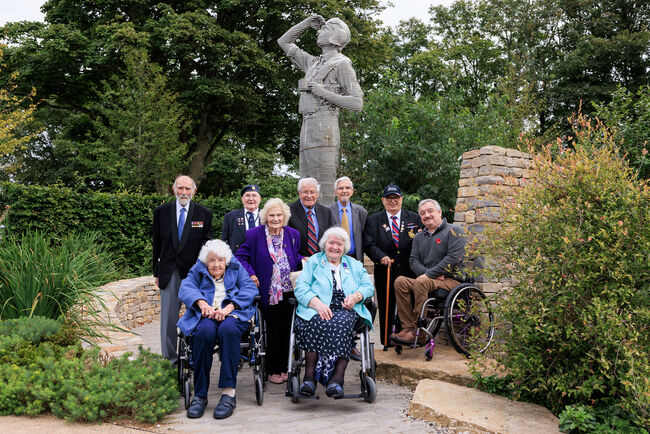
[[297, 177, 321, 194], [418, 199, 441, 212], [173, 175, 197, 191], [334, 176, 353, 190], [198, 239, 232, 266], [259, 198, 291, 226], [319, 227, 351, 254]]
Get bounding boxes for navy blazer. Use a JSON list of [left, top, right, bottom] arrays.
[[153, 200, 213, 289], [222, 208, 248, 253], [177, 257, 257, 336], [235, 225, 305, 311], [287, 200, 335, 257]]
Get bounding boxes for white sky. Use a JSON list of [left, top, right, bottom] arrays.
[[0, 1, 452, 28]]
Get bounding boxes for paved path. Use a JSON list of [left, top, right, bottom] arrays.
[[132, 321, 448, 433]]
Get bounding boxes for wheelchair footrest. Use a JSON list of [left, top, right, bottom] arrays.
[[285, 391, 319, 399]]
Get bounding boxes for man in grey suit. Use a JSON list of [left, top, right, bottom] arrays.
[[328, 176, 367, 261]]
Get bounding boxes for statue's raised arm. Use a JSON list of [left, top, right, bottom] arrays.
[[277, 15, 364, 203]]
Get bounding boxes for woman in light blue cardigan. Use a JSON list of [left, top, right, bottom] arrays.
[[293, 227, 374, 398]]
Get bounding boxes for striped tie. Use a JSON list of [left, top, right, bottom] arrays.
[[391, 215, 399, 248], [178, 207, 186, 241], [307, 210, 318, 255]]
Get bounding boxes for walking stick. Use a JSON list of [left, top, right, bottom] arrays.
[[384, 259, 394, 349]]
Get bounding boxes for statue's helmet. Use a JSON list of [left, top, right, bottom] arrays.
[[326, 18, 351, 49]]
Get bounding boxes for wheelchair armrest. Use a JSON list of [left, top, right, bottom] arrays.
[[364, 298, 378, 323], [288, 297, 297, 305], [254, 295, 261, 302]]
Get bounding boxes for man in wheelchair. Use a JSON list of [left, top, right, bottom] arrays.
[[391, 199, 466, 346], [177, 239, 258, 419]]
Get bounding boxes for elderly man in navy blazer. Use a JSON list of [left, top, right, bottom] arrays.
[[153, 175, 213, 363], [221, 184, 262, 253], [328, 176, 367, 261], [288, 177, 335, 257]]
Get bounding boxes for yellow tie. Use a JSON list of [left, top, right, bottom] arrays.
[[341, 208, 350, 237]]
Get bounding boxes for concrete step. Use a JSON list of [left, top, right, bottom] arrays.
[[410, 380, 561, 434]]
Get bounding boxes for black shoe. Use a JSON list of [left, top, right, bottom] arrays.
[[213, 394, 236, 419], [350, 347, 362, 362], [299, 380, 316, 396], [186, 396, 207, 418], [325, 382, 344, 398]]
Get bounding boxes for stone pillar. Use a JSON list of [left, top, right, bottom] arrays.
[[453, 145, 533, 296]]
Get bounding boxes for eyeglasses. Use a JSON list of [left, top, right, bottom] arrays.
[[384, 196, 401, 202]]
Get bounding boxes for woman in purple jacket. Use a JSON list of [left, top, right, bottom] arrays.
[[236, 198, 305, 384]]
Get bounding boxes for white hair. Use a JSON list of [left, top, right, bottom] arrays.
[[418, 199, 441, 212], [297, 177, 320, 194], [259, 198, 291, 226], [334, 176, 353, 190], [198, 239, 232, 266], [173, 175, 197, 191], [319, 227, 351, 254]]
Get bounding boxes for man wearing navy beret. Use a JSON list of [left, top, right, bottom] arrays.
[[222, 185, 262, 253]]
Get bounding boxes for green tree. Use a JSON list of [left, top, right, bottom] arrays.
[[93, 47, 187, 194], [0, 46, 39, 178], [593, 85, 650, 179], [0, 0, 388, 193]]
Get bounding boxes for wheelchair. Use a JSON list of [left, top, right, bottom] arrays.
[[177, 295, 267, 408], [285, 298, 377, 404], [392, 281, 495, 360]]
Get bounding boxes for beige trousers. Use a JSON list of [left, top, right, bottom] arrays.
[[394, 275, 459, 329]]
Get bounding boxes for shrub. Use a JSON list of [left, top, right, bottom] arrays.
[[471, 113, 650, 426], [0, 232, 120, 338], [0, 345, 177, 423], [0, 316, 60, 343]]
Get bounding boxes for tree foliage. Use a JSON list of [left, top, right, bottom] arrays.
[[472, 114, 650, 425], [0, 46, 39, 177]]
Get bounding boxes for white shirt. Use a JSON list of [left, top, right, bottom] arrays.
[[386, 210, 402, 229], [212, 277, 226, 310], [244, 209, 260, 230], [329, 263, 342, 290], [176, 200, 190, 225]]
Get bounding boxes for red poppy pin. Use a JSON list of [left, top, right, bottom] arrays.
[[436, 238, 441, 244]]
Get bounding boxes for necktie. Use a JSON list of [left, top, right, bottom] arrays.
[[178, 207, 186, 241], [341, 208, 350, 237], [247, 211, 255, 229], [307, 210, 318, 255], [391, 215, 399, 248]]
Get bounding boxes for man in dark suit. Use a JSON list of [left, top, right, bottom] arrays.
[[328, 176, 367, 261], [221, 184, 262, 253], [288, 177, 335, 257], [364, 184, 421, 349], [153, 175, 213, 363]]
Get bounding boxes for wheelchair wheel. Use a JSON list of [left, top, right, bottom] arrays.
[[290, 375, 300, 403], [254, 375, 264, 406], [394, 343, 402, 354], [369, 343, 377, 380], [363, 376, 377, 403], [444, 283, 495, 356], [183, 379, 191, 409], [424, 340, 435, 361], [177, 334, 192, 409]]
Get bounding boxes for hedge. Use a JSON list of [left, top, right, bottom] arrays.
[[0, 183, 239, 275]]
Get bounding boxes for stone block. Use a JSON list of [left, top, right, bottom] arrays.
[[457, 186, 479, 198], [505, 148, 531, 159], [453, 212, 465, 222], [476, 208, 503, 223], [467, 224, 485, 233], [474, 175, 505, 185], [479, 145, 506, 156], [462, 149, 481, 160], [479, 184, 513, 196], [461, 159, 472, 169], [465, 211, 476, 224], [470, 155, 490, 168], [481, 282, 504, 293], [460, 167, 479, 178], [458, 177, 474, 187], [409, 380, 560, 434]]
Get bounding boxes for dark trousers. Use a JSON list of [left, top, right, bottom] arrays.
[[265, 293, 294, 375], [374, 267, 401, 346], [192, 316, 248, 398]]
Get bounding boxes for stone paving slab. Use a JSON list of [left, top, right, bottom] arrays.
[[410, 380, 561, 434]]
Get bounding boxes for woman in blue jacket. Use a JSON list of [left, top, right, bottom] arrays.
[[178, 239, 257, 420], [293, 227, 374, 398]]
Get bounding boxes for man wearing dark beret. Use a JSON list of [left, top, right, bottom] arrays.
[[222, 185, 262, 253]]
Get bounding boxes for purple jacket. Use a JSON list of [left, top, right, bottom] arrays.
[[235, 225, 305, 311]]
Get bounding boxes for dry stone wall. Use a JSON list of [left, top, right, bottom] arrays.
[[453, 145, 533, 295]]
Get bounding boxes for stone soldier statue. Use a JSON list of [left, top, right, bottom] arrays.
[[278, 14, 363, 205]]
